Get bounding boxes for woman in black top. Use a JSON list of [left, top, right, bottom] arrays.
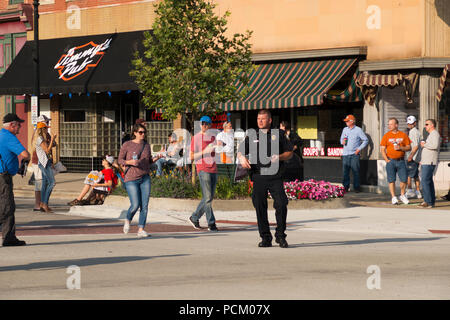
[[280, 121, 303, 181]]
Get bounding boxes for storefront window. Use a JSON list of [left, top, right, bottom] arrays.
[[145, 109, 173, 145], [63, 110, 86, 122], [438, 89, 450, 159]]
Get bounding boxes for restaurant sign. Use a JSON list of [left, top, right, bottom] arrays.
[[303, 147, 344, 157], [54, 38, 112, 81]]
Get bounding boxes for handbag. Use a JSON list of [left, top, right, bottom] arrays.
[[234, 163, 249, 182], [54, 161, 67, 174]]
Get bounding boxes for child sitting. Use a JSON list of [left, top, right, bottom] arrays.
[[68, 155, 123, 206]]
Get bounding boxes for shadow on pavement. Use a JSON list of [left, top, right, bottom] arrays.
[[21, 232, 223, 247], [288, 236, 444, 248], [287, 216, 359, 227], [17, 218, 118, 227], [0, 254, 189, 272]]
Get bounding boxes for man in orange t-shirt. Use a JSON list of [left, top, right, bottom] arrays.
[[380, 118, 411, 205]]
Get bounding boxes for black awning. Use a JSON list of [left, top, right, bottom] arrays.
[[0, 30, 147, 95]]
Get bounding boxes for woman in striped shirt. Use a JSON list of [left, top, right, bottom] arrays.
[[32, 122, 57, 213]]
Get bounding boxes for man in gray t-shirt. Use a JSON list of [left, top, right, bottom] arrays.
[[405, 116, 422, 199]]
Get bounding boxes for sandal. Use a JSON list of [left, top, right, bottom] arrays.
[[40, 205, 53, 213], [68, 199, 83, 206]]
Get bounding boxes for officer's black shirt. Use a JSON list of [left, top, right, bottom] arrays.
[[239, 128, 293, 179]]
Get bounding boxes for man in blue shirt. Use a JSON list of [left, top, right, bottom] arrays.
[[0, 113, 30, 246], [340, 114, 368, 193]]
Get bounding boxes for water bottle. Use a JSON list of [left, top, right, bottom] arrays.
[[132, 152, 138, 160]]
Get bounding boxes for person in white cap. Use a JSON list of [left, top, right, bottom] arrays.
[[405, 115, 422, 199], [68, 155, 120, 206]]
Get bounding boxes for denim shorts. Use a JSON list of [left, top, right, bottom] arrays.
[[406, 160, 419, 178], [386, 159, 407, 183]]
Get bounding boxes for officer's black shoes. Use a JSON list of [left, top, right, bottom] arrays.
[[258, 239, 272, 247], [275, 238, 289, 248], [2, 238, 26, 247]]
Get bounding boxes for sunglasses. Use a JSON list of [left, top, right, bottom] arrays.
[[425, 124, 430, 126], [137, 131, 146, 135], [201, 122, 211, 126]]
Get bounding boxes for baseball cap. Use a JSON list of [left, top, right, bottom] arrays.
[[36, 122, 50, 129], [406, 115, 417, 124], [105, 155, 114, 164], [37, 115, 51, 123], [200, 116, 212, 124], [3, 113, 24, 124], [343, 114, 356, 122]]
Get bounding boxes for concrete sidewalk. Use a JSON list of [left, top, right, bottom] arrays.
[[13, 172, 450, 237], [14, 172, 450, 210], [13, 172, 87, 199]]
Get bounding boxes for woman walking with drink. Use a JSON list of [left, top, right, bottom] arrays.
[[118, 123, 152, 238]]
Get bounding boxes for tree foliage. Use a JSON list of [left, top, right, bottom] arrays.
[[130, 0, 255, 124]]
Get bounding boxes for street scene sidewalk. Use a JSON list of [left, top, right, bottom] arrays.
[[13, 172, 450, 237]]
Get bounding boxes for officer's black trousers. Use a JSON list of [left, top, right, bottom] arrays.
[[251, 174, 288, 241]]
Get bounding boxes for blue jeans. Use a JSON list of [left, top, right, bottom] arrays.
[[124, 174, 151, 228], [191, 171, 217, 226], [421, 165, 436, 206], [39, 162, 55, 205], [386, 159, 407, 183], [342, 154, 360, 190], [153, 158, 176, 176]]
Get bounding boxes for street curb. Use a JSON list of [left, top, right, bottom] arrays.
[[102, 195, 350, 211]]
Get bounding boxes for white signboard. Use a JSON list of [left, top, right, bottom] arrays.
[[31, 96, 38, 125]]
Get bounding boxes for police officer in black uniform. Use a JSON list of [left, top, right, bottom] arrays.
[[237, 110, 293, 248]]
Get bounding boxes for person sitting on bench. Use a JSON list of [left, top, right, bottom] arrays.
[[68, 155, 122, 206], [153, 132, 183, 176]]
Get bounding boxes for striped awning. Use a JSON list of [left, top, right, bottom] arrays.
[[324, 68, 363, 103], [356, 72, 419, 105], [213, 58, 357, 111], [436, 64, 450, 102]]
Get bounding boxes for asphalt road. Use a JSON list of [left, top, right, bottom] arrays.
[[1, 197, 449, 300]]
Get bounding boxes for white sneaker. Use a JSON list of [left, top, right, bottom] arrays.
[[406, 189, 415, 198], [137, 230, 150, 238], [123, 220, 130, 234], [399, 194, 409, 205], [416, 190, 422, 199], [392, 196, 399, 205]]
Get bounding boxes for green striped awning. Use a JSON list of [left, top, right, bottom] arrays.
[[324, 68, 363, 103], [216, 58, 357, 111]]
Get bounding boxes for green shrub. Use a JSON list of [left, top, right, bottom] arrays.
[[112, 173, 251, 200], [151, 174, 201, 199]]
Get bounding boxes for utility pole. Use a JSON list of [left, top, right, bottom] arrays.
[[33, 0, 40, 116]]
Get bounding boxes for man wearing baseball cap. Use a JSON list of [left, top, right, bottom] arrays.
[[380, 117, 411, 205], [188, 115, 219, 232], [405, 115, 422, 199], [0, 113, 30, 246], [340, 114, 368, 193]]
